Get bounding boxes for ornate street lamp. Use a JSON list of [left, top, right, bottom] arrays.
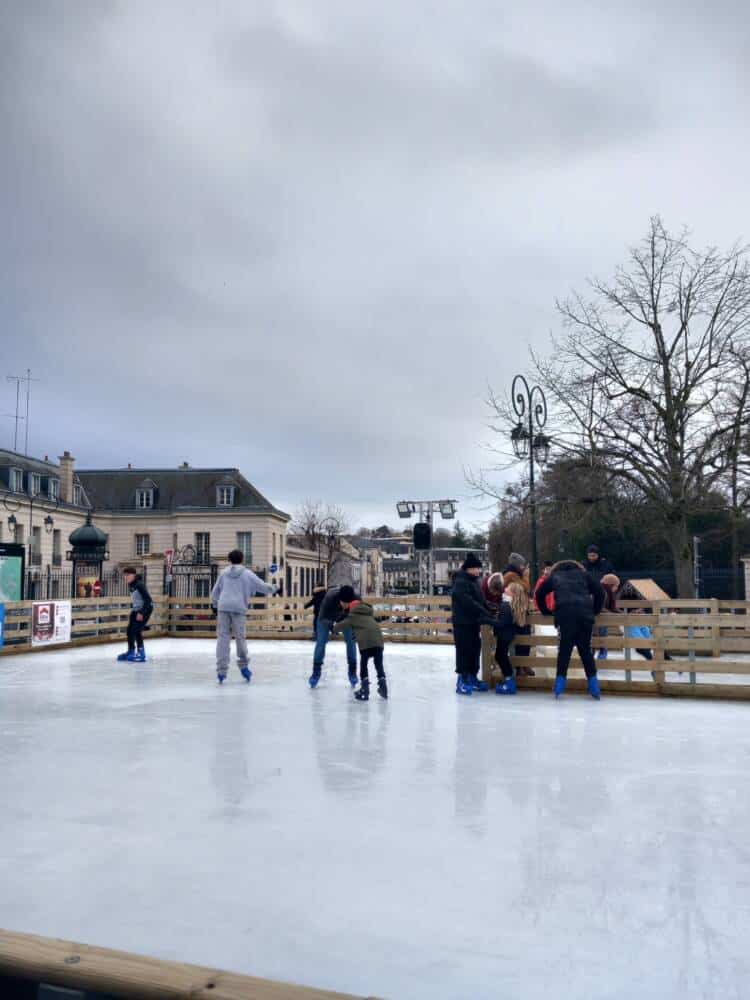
[[44, 514, 55, 533], [510, 374, 551, 582], [7, 513, 17, 537]]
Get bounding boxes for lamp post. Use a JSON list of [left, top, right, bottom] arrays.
[[510, 374, 551, 583]]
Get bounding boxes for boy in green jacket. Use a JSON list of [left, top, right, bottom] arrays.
[[334, 585, 387, 701]]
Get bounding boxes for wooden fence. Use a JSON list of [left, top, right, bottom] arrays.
[[0, 928, 376, 999], [2, 594, 750, 699]]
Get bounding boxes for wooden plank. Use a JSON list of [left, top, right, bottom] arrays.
[[0, 928, 373, 1000]]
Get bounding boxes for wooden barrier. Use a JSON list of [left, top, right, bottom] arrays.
[[0, 597, 169, 656], [0, 928, 377, 999]]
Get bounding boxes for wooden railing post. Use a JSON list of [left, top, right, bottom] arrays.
[[652, 603, 666, 689], [711, 598, 721, 658]]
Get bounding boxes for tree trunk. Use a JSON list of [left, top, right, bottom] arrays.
[[667, 518, 694, 598], [730, 511, 741, 600]]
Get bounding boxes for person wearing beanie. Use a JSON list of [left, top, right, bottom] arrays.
[[596, 573, 621, 660], [308, 583, 359, 689], [451, 553, 503, 694], [333, 591, 387, 701], [585, 545, 615, 658], [535, 559, 606, 699]]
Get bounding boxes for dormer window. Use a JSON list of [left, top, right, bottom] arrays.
[[136, 488, 154, 509], [30, 473, 42, 496], [217, 486, 235, 507], [48, 479, 60, 501], [73, 483, 84, 506], [9, 468, 23, 492]]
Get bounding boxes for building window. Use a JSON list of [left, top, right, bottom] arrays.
[[216, 486, 235, 507], [52, 529, 62, 566], [10, 468, 23, 492], [237, 531, 252, 564], [135, 533, 150, 556], [73, 483, 84, 506], [195, 532, 210, 563], [31, 526, 42, 565], [48, 478, 60, 501], [136, 489, 154, 509], [30, 473, 42, 496]]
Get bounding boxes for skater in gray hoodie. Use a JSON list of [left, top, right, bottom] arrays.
[[211, 549, 278, 683]]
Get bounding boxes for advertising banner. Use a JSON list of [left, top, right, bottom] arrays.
[[31, 601, 72, 647], [0, 603, 5, 650], [75, 563, 102, 599], [0, 544, 25, 601]]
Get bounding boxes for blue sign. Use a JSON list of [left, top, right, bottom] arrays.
[[0, 603, 4, 650], [269, 564, 278, 574]]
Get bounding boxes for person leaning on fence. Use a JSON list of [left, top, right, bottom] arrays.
[[210, 549, 278, 684], [502, 552, 533, 674], [596, 573, 621, 660], [494, 579, 530, 696], [117, 568, 154, 663], [535, 560, 606, 700], [451, 553, 504, 695]]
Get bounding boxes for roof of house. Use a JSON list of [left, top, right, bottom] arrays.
[[621, 578, 671, 601], [0, 448, 61, 476], [76, 467, 289, 518]]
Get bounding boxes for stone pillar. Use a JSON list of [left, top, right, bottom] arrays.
[[142, 553, 168, 597], [742, 557, 750, 600], [58, 451, 75, 503]]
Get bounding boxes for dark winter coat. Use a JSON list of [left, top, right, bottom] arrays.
[[318, 586, 351, 625], [304, 587, 327, 615], [451, 570, 497, 627], [584, 554, 615, 584], [335, 601, 384, 650], [129, 576, 153, 621], [535, 560, 605, 628], [495, 601, 516, 644]]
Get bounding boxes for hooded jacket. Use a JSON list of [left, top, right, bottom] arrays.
[[211, 565, 274, 613], [451, 570, 498, 627], [318, 586, 353, 625], [533, 574, 555, 613], [480, 573, 504, 615], [584, 552, 615, 584], [501, 563, 530, 594], [335, 601, 384, 650], [535, 560, 605, 627], [129, 576, 153, 621]]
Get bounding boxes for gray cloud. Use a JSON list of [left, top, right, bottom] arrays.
[[2, 0, 749, 528]]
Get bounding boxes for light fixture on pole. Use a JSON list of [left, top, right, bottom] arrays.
[[44, 514, 55, 533], [438, 500, 456, 519], [393, 499, 459, 595], [7, 514, 17, 536], [509, 374, 551, 583], [396, 502, 413, 519]]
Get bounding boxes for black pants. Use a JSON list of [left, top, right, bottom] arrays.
[[127, 612, 146, 651], [454, 624, 481, 677], [494, 637, 514, 678], [636, 648, 653, 661], [360, 647, 386, 682], [514, 623, 531, 658], [557, 619, 597, 679]]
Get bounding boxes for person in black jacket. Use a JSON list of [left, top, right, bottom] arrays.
[[536, 559, 605, 699], [308, 584, 358, 689], [451, 553, 502, 695], [117, 568, 154, 663], [304, 585, 327, 638]]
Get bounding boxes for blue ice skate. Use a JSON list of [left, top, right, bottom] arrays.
[[456, 676, 473, 696], [597, 648, 608, 660], [117, 651, 136, 662], [554, 676, 566, 699], [587, 675, 602, 700], [470, 676, 489, 692], [240, 666, 252, 683], [348, 672, 358, 688], [134, 649, 147, 662], [495, 676, 517, 695], [217, 673, 226, 684], [309, 670, 321, 689]]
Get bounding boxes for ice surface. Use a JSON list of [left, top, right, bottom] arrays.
[[2, 638, 750, 999]]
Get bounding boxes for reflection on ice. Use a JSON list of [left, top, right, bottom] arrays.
[[1, 638, 749, 999]]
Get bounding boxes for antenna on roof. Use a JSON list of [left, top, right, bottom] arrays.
[[7, 369, 39, 455]]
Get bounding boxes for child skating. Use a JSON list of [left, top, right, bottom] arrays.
[[211, 549, 277, 683], [535, 559, 605, 699], [333, 585, 387, 701], [494, 580, 529, 695], [117, 567, 153, 662]]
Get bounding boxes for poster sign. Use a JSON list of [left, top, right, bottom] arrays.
[[0, 603, 5, 649], [75, 563, 102, 599], [164, 548, 175, 584], [31, 601, 72, 647], [0, 543, 25, 601]]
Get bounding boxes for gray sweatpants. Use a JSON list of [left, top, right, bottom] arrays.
[[216, 611, 249, 674]]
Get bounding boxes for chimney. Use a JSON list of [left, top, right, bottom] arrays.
[[58, 451, 75, 503], [127, 463, 132, 469]]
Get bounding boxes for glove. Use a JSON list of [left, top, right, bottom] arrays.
[[211, 606, 217, 617], [272, 585, 280, 597]]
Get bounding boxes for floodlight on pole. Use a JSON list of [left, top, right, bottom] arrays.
[[396, 502, 412, 519], [439, 500, 456, 520], [393, 499, 459, 595]]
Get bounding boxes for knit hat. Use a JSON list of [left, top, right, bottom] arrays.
[[338, 585, 356, 603], [586, 544, 600, 556], [461, 552, 483, 570], [487, 572, 504, 594], [509, 552, 528, 569]]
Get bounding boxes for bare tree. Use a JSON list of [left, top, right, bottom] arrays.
[[291, 500, 350, 583], [531, 218, 750, 595]]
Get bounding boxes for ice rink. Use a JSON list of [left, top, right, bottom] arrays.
[[2, 638, 749, 999]]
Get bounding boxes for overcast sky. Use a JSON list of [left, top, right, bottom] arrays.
[[2, 1, 749, 529]]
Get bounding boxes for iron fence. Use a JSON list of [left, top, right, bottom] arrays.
[[24, 566, 148, 601]]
